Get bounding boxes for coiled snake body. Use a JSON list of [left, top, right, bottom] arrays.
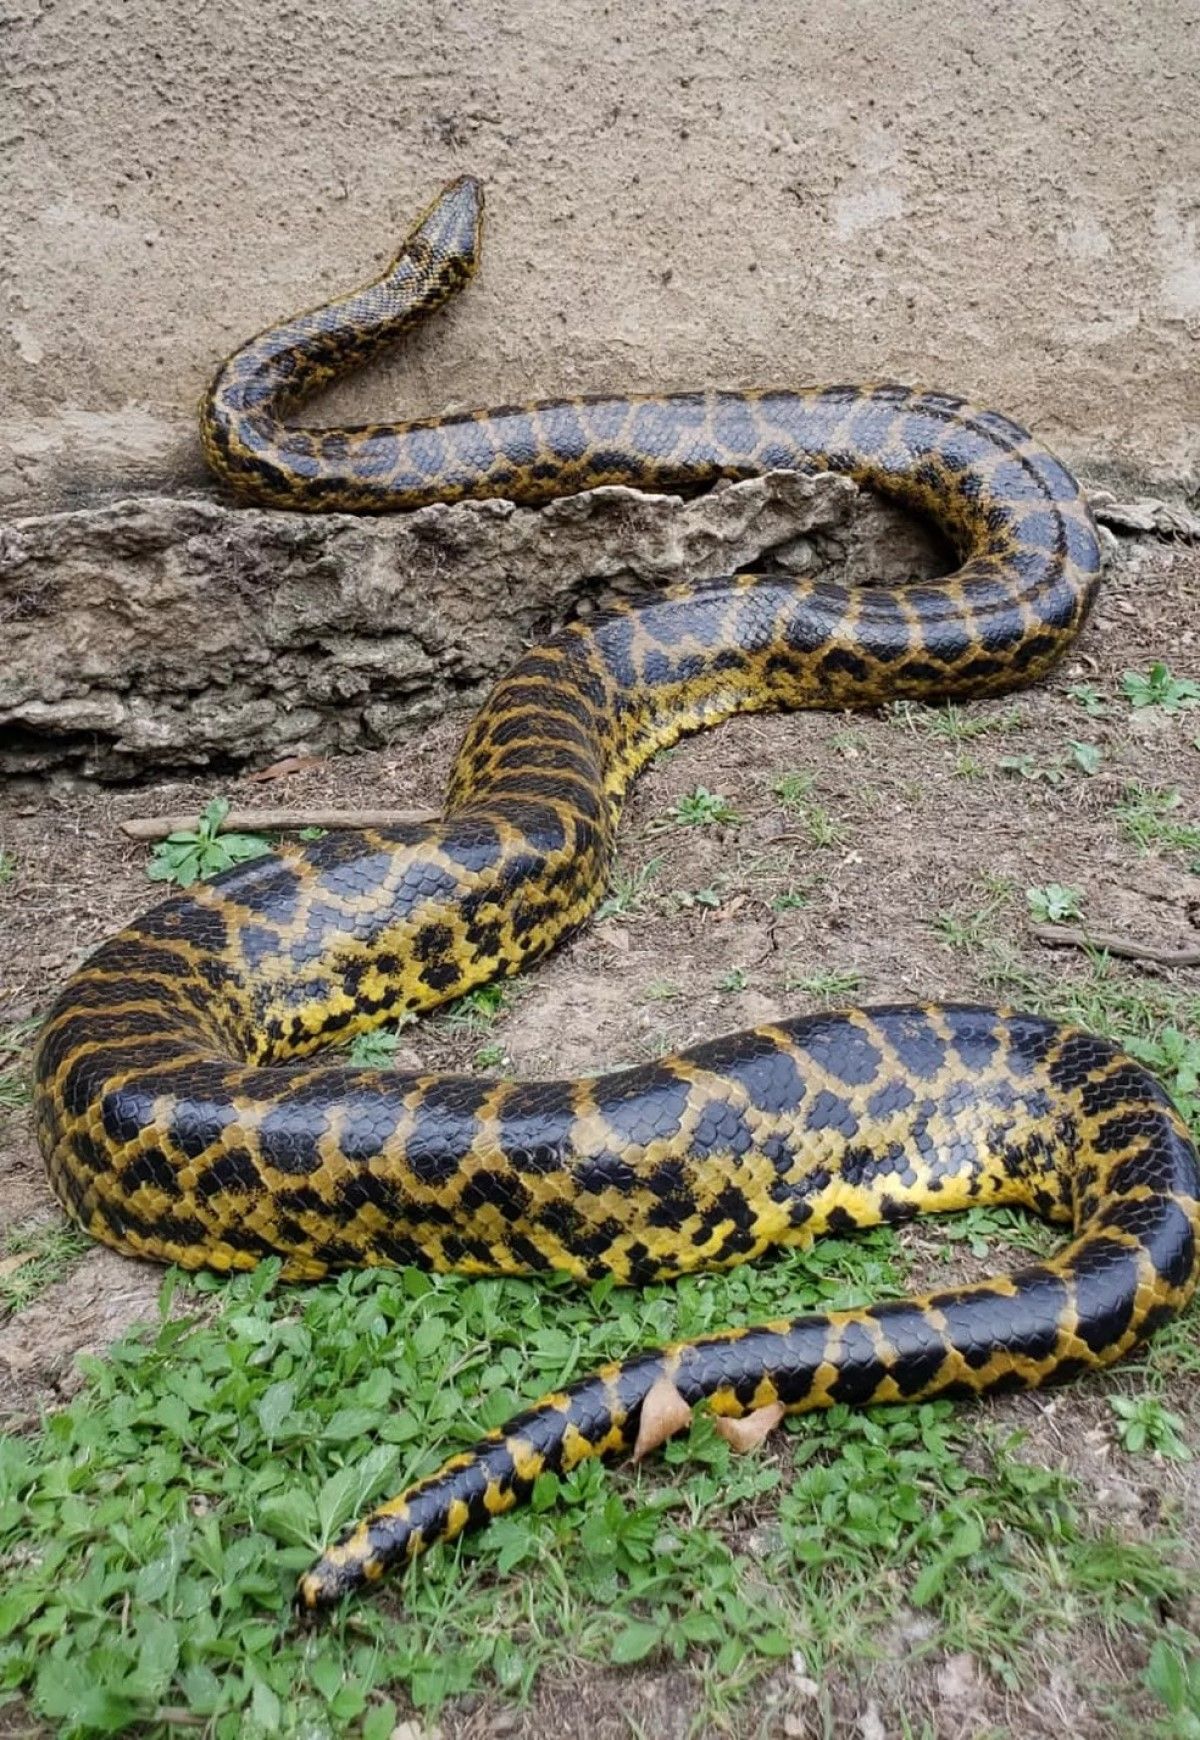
[[34, 178, 1200, 1610]]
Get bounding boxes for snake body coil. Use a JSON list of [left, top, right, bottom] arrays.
[[34, 178, 1199, 1611]]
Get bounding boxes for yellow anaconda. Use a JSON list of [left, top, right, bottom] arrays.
[[34, 177, 1200, 1612]]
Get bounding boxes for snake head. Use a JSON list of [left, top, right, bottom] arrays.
[[405, 175, 485, 286]]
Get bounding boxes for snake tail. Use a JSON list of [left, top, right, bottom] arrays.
[[32, 176, 1200, 1618], [299, 1007, 1198, 1609]]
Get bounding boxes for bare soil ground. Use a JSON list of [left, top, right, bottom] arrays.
[[0, 535, 1197, 1738]]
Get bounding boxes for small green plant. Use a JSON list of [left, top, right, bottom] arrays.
[[665, 787, 740, 828], [1127, 1026, 1200, 1126], [596, 856, 662, 921], [642, 979, 682, 1003], [830, 729, 868, 758], [0, 1017, 38, 1112], [799, 804, 848, 848], [1116, 785, 1200, 867], [444, 982, 513, 1030], [888, 700, 1024, 741], [771, 888, 810, 912], [146, 799, 273, 887], [346, 1021, 414, 1068], [672, 886, 723, 911], [785, 968, 862, 1000], [998, 753, 1067, 787], [1109, 1395, 1192, 1461], [1026, 884, 1084, 924], [0, 1219, 92, 1312], [952, 753, 986, 780], [1066, 682, 1109, 718], [474, 1042, 509, 1071], [935, 877, 1014, 950], [1122, 663, 1200, 714], [770, 773, 847, 847], [932, 1204, 1057, 1261], [0, 849, 15, 886], [1069, 741, 1102, 776], [1144, 1633, 1200, 1732], [716, 967, 749, 994], [771, 771, 816, 808]]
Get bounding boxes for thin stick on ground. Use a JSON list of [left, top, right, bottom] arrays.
[[1031, 923, 1200, 968], [119, 807, 438, 842]]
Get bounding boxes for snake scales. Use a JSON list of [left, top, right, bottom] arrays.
[[34, 176, 1200, 1612]]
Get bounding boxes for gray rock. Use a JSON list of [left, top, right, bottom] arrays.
[[0, 472, 945, 780]]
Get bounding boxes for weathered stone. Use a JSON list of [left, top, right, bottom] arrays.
[[0, 472, 946, 780]]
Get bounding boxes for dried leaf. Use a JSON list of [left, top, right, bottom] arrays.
[[712, 1401, 785, 1452], [245, 755, 325, 784], [632, 1376, 692, 1461]]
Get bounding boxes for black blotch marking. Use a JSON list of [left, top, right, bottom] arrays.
[[101, 1086, 157, 1147], [805, 1089, 859, 1138], [137, 899, 230, 956], [414, 922, 455, 962], [692, 1032, 807, 1114], [259, 1100, 327, 1175], [340, 1095, 403, 1162], [824, 1204, 861, 1234], [576, 1148, 639, 1195], [407, 1078, 492, 1185], [170, 1098, 237, 1160], [598, 1067, 692, 1150], [801, 1019, 883, 1088], [196, 1147, 261, 1198], [458, 1167, 533, 1221], [829, 1319, 889, 1405], [865, 1301, 949, 1396], [420, 960, 462, 994], [123, 1147, 181, 1197], [690, 1098, 755, 1159], [820, 647, 870, 684]]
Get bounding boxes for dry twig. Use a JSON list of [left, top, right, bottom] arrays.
[[1031, 922, 1200, 968], [119, 807, 436, 842]]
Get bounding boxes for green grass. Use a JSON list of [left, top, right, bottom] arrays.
[[0, 1019, 38, 1113], [0, 1229, 1194, 1736], [0, 1218, 92, 1313], [886, 700, 1025, 741], [0, 1232, 899, 1733], [932, 877, 1015, 953], [595, 856, 663, 921], [770, 773, 848, 848], [1143, 1632, 1200, 1734], [784, 968, 863, 1001], [1115, 784, 1200, 868]]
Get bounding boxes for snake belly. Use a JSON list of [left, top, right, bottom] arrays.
[[33, 176, 1200, 1613]]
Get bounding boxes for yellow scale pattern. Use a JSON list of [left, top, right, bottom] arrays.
[[31, 177, 1200, 1611]]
